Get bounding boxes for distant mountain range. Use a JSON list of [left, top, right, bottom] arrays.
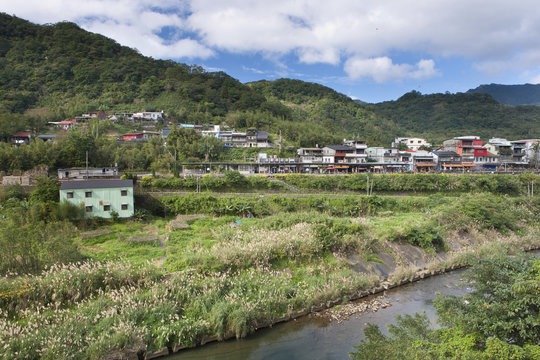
[[467, 83, 540, 106], [0, 13, 539, 146]]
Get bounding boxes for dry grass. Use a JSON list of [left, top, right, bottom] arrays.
[[169, 214, 206, 230]]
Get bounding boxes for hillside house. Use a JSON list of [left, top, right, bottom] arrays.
[[485, 138, 513, 163], [392, 137, 432, 151], [442, 136, 483, 164], [122, 131, 160, 141], [297, 147, 324, 164], [412, 151, 437, 172], [11, 132, 31, 145], [60, 180, 134, 218], [432, 150, 462, 170], [58, 167, 119, 180], [131, 111, 164, 122]]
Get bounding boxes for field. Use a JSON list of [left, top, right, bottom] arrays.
[[1, 192, 540, 359]]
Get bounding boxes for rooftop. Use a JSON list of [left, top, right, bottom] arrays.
[[60, 180, 133, 190]]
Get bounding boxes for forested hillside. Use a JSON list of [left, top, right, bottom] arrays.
[[1, 13, 539, 150], [468, 83, 540, 106], [0, 14, 291, 129], [248, 79, 401, 146], [365, 90, 540, 143]]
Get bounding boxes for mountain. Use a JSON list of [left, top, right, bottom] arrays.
[[247, 79, 401, 146], [0, 13, 538, 148], [467, 83, 540, 106], [0, 13, 288, 122], [363, 90, 540, 144]]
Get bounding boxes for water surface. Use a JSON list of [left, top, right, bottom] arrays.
[[169, 270, 470, 360]]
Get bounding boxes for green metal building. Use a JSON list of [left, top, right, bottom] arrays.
[[59, 180, 134, 218]]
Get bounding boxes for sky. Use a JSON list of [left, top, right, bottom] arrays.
[[2, 0, 540, 103]]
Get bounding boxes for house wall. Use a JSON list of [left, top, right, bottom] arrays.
[[60, 186, 134, 218]]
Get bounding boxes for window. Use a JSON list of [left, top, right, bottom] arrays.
[[103, 205, 111, 211], [121, 189, 128, 196], [85, 191, 92, 198], [121, 204, 128, 210], [67, 191, 74, 198], [85, 205, 93, 213]]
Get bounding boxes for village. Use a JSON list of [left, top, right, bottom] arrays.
[[6, 110, 540, 177]]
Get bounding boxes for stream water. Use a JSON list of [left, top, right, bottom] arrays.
[[168, 269, 471, 360]]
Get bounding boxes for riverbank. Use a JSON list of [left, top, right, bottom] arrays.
[[0, 194, 539, 360], [158, 228, 540, 359]]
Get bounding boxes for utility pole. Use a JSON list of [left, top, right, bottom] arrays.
[[174, 148, 177, 177]]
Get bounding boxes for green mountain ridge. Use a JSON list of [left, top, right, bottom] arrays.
[[1, 13, 539, 148], [467, 83, 540, 106], [365, 90, 540, 143]]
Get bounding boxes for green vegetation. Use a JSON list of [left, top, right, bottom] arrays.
[[141, 172, 540, 197], [365, 90, 540, 143], [350, 255, 540, 359], [276, 173, 540, 195], [468, 83, 540, 106], [1, 179, 539, 359], [2, 13, 539, 153]]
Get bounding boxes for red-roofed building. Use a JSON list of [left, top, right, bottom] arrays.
[[122, 132, 145, 141], [12, 131, 31, 145]]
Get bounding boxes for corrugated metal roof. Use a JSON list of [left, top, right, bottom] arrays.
[[326, 145, 353, 151], [60, 180, 133, 190]]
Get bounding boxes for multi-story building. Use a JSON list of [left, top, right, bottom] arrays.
[[432, 150, 462, 170], [58, 167, 119, 180], [412, 151, 437, 171], [442, 136, 483, 163], [392, 137, 432, 151], [485, 138, 513, 163], [59, 180, 134, 218], [297, 147, 324, 163], [510, 140, 528, 164]]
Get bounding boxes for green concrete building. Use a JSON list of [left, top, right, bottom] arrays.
[[60, 180, 134, 218]]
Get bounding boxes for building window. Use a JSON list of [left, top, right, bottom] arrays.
[[103, 205, 111, 211], [85, 191, 92, 198], [67, 191, 74, 198], [121, 189, 128, 196], [121, 204, 128, 210], [85, 205, 93, 213]]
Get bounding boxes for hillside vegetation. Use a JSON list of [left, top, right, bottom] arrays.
[[1, 13, 539, 149], [364, 90, 540, 144], [468, 83, 540, 106]]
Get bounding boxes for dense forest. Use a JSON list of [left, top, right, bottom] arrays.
[[468, 83, 540, 106], [365, 90, 540, 143], [1, 13, 539, 156]]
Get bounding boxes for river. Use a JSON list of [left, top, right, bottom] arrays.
[[168, 269, 471, 360]]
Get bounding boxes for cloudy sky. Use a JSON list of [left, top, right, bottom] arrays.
[[2, 0, 540, 102]]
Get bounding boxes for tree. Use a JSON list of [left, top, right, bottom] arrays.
[[397, 142, 409, 151], [350, 255, 540, 360], [29, 177, 59, 203], [166, 127, 204, 161], [199, 135, 224, 161], [435, 255, 540, 346]]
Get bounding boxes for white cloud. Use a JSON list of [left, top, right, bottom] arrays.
[[242, 66, 265, 75], [3, 0, 540, 81], [344, 57, 439, 83], [530, 74, 540, 84]]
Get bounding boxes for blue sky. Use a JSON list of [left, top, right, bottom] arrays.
[[2, 0, 540, 103]]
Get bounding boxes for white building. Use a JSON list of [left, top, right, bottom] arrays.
[[132, 111, 164, 121], [392, 137, 432, 151]]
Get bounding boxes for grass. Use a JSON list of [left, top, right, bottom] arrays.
[[1, 193, 539, 359], [79, 219, 168, 265]]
